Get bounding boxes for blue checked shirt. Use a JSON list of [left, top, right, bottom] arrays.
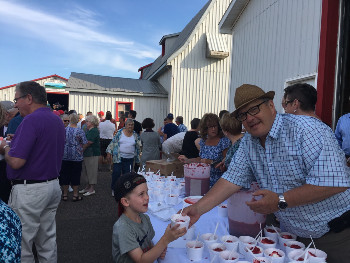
[[223, 113, 350, 238], [178, 123, 188, 132], [335, 113, 350, 156]]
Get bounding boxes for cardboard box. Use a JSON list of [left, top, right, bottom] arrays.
[[146, 159, 184, 178]]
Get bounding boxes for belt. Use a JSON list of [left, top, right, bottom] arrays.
[[11, 177, 58, 185]]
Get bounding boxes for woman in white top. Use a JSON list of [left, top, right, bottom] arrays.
[[106, 118, 141, 195], [99, 111, 116, 164]]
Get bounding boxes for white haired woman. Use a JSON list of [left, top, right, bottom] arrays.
[[60, 113, 88, 201], [79, 115, 101, 196], [106, 118, 141, 196]]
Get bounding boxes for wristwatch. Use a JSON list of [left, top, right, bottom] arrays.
[[278, 195, 288, 210]]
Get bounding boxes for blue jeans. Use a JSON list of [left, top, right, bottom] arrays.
[[111, 157, 134, 190]]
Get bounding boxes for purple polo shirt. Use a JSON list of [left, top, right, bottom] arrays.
[[7, 107, 65, 181]]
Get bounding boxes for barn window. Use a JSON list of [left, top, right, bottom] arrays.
[[115, 101, 133, 121]]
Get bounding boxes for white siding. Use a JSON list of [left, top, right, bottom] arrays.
[[68, 92, 168, 128], [228, 0, 322, 112], [0, 76, 67, 101], [0, 86, 16, 102], [168, 0, 232, 127]]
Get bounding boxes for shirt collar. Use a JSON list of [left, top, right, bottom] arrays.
[[268, 113, 282, 140]]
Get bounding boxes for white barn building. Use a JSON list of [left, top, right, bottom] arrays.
[[219, 0, 350, 127]]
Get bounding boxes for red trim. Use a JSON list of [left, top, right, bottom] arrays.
[[115, 101, 133, 122], [316, 0, 339, 126], [0, 74, 68, 90], [46, 91, 69, 95], [162, 42, 165, 57], [138, 63, 153, 72], [138, 63, 153, 79]]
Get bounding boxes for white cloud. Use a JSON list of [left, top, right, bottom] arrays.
[[0, 1, 159, 73]]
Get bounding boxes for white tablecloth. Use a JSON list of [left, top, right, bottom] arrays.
[[147, 200, 230, 263]]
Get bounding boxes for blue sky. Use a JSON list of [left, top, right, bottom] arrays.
[[0, 0, 208, 87]]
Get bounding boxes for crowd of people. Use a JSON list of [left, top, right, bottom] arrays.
[[1, 80, 350, 262]]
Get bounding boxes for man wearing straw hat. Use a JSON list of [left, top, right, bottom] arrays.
[[183, 84, 350, 262]]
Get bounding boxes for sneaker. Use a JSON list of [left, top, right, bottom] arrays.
[[83, 190, 95, 196], [112, 190, 114, 197], [79, 188, 89, 194]]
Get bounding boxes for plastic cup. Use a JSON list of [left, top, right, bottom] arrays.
[[186, 240, 204, 262], [218, 203, 228, 217], [258, 237, 277, 250], [208, 243, 226, 263], [219, 250, 240, 263], [263, 226, 280, 241], [221, 235, 239, 251], [307, 248, 327, 263], [285, 240, 305, 255], [244, 244, 263, 261], [252, 257, 272, 263], [288, 250, 307, 262], [183, 225, 196, 241], [238, 236, 257, 254], [166, 194, 178, 205], [201, 233, 218, 249], [170, 214, 190, 230], [263, 248, 285, 263], [277, 232, 297, 248]]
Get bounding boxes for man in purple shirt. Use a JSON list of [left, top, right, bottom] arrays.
[[0, 81, 65, 263]]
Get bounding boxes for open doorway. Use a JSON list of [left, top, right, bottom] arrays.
[[47, 93, 69, 112], [334, 0, 350, 124]]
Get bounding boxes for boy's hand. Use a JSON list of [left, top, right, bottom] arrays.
[[159, 247, 167, 259], [163, 224, 186, 243]]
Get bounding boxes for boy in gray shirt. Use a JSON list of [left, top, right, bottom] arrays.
[[112, 172, 186, 263]]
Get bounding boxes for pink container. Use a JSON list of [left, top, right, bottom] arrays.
[[228, 182, 266, 237], [184, 163, 211, 196]]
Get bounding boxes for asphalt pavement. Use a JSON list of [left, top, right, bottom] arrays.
[[56, 165, 117, 263]]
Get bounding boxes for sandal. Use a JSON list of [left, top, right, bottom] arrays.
[[72, 195, 83, 202], [61, 195, 68, 201]]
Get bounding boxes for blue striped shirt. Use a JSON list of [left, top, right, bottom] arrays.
[[223, 113, 350, 238], [335, 113, 350, 156]]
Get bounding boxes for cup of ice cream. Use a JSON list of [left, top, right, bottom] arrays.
[[218, 203, 228, 217], [209, 243, 226, 263], [285, 240, 305, 255], [186, 240, 204, 262], [201, 233, 219, 248], [221, 235, 239, 251], [263, 248, 285, 263], [219, 250, 240, 263], [258, 237, 277, 250], [170, 214, 190, 230], [238, 236, 257, 254]]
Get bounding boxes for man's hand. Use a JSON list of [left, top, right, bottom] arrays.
[[106, 153, 112, 163], [246, 189, 279, 214], [0, 140, 7, 155], [180, 204, 201, 228]]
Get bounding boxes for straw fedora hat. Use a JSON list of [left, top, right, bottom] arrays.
[[233, 84, 275, 116]]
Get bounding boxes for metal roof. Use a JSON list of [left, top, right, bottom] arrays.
[[66, 72, 168, 96], [141, 0, 212, 80]]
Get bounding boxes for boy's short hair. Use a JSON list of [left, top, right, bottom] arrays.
[[114, 172, 146, 202]]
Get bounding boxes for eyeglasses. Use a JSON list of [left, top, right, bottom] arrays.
[[236, 100, 268, 122], [13, 94, 27, 103], [282, 99, 303, 109], [63, 120, 70, 122]]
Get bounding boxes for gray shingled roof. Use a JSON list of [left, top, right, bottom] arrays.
[[66, 72, 168, 96], [142, 0, 211, 80]]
